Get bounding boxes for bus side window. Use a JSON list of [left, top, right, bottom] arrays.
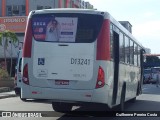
[[124, 36, 130, 64], [119, 32, 125, 62], [130, 40, 134, 65], [134, 44, 138, 66], [137, 46, 141, 66], [110, 23, 114, 59]]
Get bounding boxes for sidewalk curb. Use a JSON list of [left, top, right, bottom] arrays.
[[0, 87, 11, 93], [0, 94, 17, 99], [0, 87, 17, 99]]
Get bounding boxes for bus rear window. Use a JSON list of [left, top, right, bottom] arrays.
[[32, 13, 103, 43]]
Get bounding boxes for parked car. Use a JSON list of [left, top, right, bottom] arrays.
[[14, 50, 22, 95], [14, 50, 26, 101]]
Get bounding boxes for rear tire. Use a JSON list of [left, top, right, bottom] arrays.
[[20, 91, 27, 101], [130, 97, 136, 103], [52, 102, 72, 113], [14, 88, 20, 95]]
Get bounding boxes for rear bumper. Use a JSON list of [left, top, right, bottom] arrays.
[[21, 84, 109, 105]]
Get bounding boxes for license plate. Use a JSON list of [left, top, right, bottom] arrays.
[[55, 80, 69, 85]]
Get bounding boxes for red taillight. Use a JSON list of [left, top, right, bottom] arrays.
[[22, 64, 29, 85], [96, 66, 105, 89], [14, 74, 17, 81], [14, 74, 17, 86]]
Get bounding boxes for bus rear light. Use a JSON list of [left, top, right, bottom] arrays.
[[32, 91, 38, 94], [22, 64, 29, 85], [14, 74, 17, 81], [96, 66, 105, 89], [14, 74, 17, 86]]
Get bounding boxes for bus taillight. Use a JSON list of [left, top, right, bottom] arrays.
[[14, 73, 17, 81], [14, 74, 17, 86], [96, 66, 105, 89], [22, 64, 29, 85]]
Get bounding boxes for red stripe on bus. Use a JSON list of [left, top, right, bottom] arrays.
[[23, 19, 32, 58], [96, 19, 110, 60]]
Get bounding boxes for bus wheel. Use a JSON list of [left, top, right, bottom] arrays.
[[130, 97, 136, 103], [52, 102, 72, 113], [20, 93, 27, 102], [15, 89, 20, 95]]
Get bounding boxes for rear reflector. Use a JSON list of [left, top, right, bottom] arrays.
[[96, 66, 105, 88], [14, 74, 17, 81], [32, 91, 38, 94]]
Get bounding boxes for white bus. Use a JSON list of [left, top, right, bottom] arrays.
[[21, 8, 145, 111]]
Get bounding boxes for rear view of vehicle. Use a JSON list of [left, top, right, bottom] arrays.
[[22, 9, 144, 112], [22, 9, 106, 111]]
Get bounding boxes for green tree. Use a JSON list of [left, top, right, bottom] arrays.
[[0, 30, 19, 76]]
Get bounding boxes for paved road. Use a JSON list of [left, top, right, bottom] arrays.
[[0, 84, 160, 120]]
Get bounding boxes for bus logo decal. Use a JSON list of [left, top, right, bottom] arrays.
[[38, 58, 45, 65]]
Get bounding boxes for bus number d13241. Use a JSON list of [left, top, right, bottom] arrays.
[[71, 58, 90, 65]]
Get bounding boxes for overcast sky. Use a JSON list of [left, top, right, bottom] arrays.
[[86, 0, 160, 54]]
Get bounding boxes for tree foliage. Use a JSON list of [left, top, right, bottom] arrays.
[[0, 30, 18, 46], [0, 30, 19, 72]]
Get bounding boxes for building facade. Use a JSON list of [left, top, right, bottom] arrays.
[[0, 0, 93, 76]]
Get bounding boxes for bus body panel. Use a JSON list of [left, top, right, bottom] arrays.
[[22, 11, 105, 90], [32, 41, 95, 81], [22, 83, 111, 104], [119, 63, 140, 101], [24, 55, 99, 90]]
